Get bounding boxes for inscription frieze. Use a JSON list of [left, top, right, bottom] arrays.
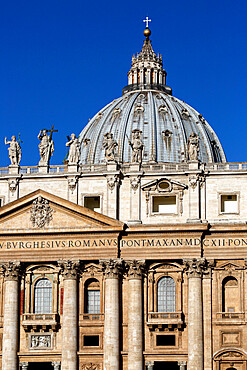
[[0, 237, 247, 251]]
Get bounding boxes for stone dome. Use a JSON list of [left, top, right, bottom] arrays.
[[78, 29, 226, 165]]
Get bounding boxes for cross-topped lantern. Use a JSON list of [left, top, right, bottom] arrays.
[[143, 16, 151, 28]]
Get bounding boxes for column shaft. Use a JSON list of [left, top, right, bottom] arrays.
[[188, 276, 203, 369], [104, 277, 119, 369], [62, 279, 77, 370], [126, 260, 145, 370], [2, 279, 19, 370], [59, 260, 79, 370], [128, 279, 143, 369], [184, 258, 205, 370]]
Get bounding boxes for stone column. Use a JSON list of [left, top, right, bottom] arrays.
[[59, 260, 80, 370], [183, 258, 205, 370], [100, 259, 122, 370], [52, 361, 61, 370], [178, 361, 187, 370], [146, 361, 154, 370], [126, 260, 145, 370], [1, 261, 21, 370]]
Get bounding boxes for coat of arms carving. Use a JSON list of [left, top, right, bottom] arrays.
[[30, 196, 54, 228]]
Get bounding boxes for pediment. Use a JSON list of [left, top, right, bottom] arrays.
[[0, 189, 124, 233], [216, 261, 244, 270], [141, 177, 187, 192]]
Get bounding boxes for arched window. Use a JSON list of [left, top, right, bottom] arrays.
[[85, 279, 100, 314], [157, 276, 175, 312], [222, 276, 239, 312], [34, 278, 52, 314]]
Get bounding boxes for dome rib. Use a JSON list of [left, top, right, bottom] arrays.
[[79, 91, 226, 165]]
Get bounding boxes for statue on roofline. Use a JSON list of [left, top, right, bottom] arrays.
[[5, 135, 21, 166]]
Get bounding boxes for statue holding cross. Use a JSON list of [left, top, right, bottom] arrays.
[[37, 125, 58, 166]]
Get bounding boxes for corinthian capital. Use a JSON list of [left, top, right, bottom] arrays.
[[0, 261, 21, 281], [99, 259, 123, 278], [183, 258, 205, 278], [58, 260, 80, 280], [126, 259, 145, 279]]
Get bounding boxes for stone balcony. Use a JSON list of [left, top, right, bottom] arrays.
[[79, 313, 104, 327], [215, 312, 246, 325], [22, 313, 59, 332], [147, 311, 183, 330]]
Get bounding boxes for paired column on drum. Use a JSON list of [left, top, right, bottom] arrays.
[[59, 260, 80, 370], [100, 259, 123, 370], [1, 261, 21, 370], [126, 260, 145, 370], [183, 258, 205, 370]]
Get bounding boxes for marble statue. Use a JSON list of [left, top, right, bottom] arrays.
[[38, 129, 55, 165], [128, 129, 144, 163], [103, 132, 118, 162], [5, 136, 21, 166], [188, 132, 199, 161], [66, 133, 80, 164]]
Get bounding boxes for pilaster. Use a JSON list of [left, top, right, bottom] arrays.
[[203, 260, 214, 370]]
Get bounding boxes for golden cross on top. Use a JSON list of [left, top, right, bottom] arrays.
[[143, 16, 151, 28]]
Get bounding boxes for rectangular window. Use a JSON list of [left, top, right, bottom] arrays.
[[84, 335, 99, 347], [220, 194, 238, 213], [152, 196, 176, 214], [87, 290, 100, 314], [84, 196, 101, 212], [156, 335, 176, 346]]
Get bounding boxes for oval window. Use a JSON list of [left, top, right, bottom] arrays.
[[159, 181, 170, 190]]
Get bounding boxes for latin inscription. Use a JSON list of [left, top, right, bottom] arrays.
[[0, 238, 246, 250]]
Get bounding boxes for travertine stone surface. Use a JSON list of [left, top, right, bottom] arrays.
[[184, 258, 205, 370], [126, 260, 145, 370], [1, 261, 21, 370], [59, 260, 80, 370], [100, 259, 122, 370]]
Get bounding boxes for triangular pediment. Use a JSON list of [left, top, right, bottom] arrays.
[[141, 177, 187, 192], [0, 189, 124, 233], [216, 261, 244, 270]]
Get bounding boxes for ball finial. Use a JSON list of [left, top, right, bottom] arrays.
[[144, 27, 151, 38]]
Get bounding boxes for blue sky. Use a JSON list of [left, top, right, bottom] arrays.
[[0, 0, 246, 166]]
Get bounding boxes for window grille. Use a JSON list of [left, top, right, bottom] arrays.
[[34, 278, 52, 314], [157, 276, 175, 312]]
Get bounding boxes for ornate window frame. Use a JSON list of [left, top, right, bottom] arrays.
[[141, 178, 187, 217], [147, 262, 184, 330], [214, 261, 245, 323]]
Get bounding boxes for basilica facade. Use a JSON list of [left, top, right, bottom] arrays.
[[0, 23, 246, 370]]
